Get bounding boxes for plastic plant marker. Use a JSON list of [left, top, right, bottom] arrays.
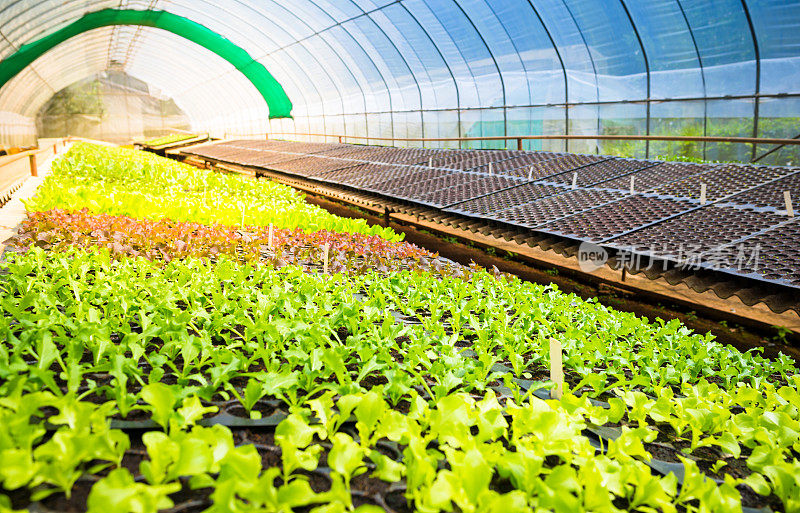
[[428, 157, 433, 169], [488, 162, 493, 176], [528, 167, 533, 181], [700, 183, 707, 205], [323, 243, 330, 274], [268, 223, 274, 247], [785, 191, 794, 217], [549, 338, 564, 400], [630, 175, 635, 194], [572, 172, 578, 189]]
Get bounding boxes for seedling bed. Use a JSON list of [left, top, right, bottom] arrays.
[[3, 143, 799, 513]]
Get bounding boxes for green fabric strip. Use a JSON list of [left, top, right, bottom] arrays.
[[0, 9, 292, 118]]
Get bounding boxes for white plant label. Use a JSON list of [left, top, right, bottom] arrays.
[[323, 243, 330, 274], [550, 338, 564, 400]]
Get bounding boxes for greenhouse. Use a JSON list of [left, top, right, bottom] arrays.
[[0, 1, 799, 513]]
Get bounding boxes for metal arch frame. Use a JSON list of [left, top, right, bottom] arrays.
[[227, 0, 348, 128], [170, 0, 366, 138], [557, 0, 602, 143], [28, 33, 230, 128], [396, 3, 462, 144], [364, 6, 445, 144], [412, 0, 502, 146], [740, 0, 761, 163], [469, 0, 531, 109], [3, 18, 282, 122], [245, 0, 410, 140], [617, 0, 651, 158], [349, 8, 430, 144], [447, 0, 508, 143], [305, 0, 406, 143], [257, 1, 384, 140], [400, 1, 484, 144], [336, 15, 406, 144], [4, 0, 363, 136], [165, 0, 350, 136], [523, 0, 571, 152], [674, 0, 709, 161]]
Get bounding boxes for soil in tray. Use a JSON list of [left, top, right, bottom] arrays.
[[642, 428, 784, 511]]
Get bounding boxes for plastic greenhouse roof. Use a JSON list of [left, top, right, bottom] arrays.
[[0, 0, 799, 136]]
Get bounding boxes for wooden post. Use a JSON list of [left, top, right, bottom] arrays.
[[338, 135, 343, 144], [785, 191, 794, 217], [549, 338, 564, 400], [29, 153, 37, 177], [517, 138, 523, 151]]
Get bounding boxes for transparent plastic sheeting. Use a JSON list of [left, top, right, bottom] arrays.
[[0, 0, 799, 164], [0, 9, 292, 117]]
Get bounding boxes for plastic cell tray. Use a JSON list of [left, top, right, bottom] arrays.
[[540, 158, 660, 188], [519, 153, 610, 182], [421, 175, 525, 207], [491, 188, 626, 229], [249, 140, 336, 154], [314, 162, 393, 184], [267, 155, 360, 176], [185, 144, 243, 161], [715, 170, 800, 211], [650, 164, 796, 202], [388, 172, 479, 202], [317, 145, 401, 161], [446, 183, 565, 216], [368, 147, 448, 166], [335, 164, 423, 189], [400, 175, 525, 207], [539, 195, 697, 242], [598, 161, 711, 193], [428, 150, 525, 171], [472, 151, 565, 179], [608, 205, 786, 255], [706, 219, 800, 287], [364, 168, 457, 194]]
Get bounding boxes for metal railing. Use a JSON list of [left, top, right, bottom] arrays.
[[264, 132, 800, 159], [0, 138, 69, 202]]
